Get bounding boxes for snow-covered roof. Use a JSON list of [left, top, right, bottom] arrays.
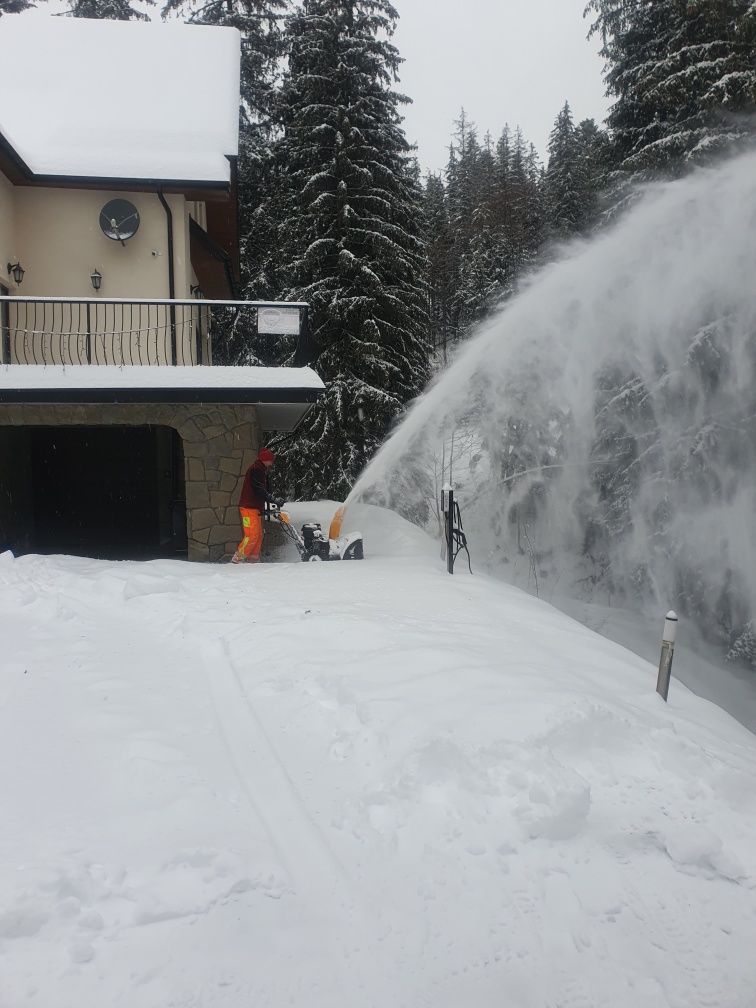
[[0, 16, 240, 183], [0, 364, 324, 393], [0, 363, 323, 428]]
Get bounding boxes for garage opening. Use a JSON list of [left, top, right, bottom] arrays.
[[0, 425, 187, 561]]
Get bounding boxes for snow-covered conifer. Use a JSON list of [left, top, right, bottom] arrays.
[[424, 174, 456, 365], [587, 0, 756, 181], [544, 102, 586, 237], [0, 0, 35, 13], [266, 0, 430, 500], [544, 104, 608, 237], [67, 0, 153, 19]]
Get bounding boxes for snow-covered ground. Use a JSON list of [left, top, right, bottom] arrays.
[[553, 595, 756, 737], [2, 504, 756, 1008]]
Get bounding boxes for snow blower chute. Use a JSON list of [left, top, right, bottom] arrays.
[[271, 505, 363, 562]]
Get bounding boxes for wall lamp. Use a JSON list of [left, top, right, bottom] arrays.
[[90, 268, 102, 291], [7, 261, 24, 285]]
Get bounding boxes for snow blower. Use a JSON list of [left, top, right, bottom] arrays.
[[272, 505, 364, 562]]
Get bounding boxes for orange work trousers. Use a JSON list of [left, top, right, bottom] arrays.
[[236, 508, 263, 561]]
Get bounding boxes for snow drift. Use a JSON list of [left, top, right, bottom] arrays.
[[1, 522, 755, 1007]]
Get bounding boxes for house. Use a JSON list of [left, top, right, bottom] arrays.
[[0, 15, 323, 562]]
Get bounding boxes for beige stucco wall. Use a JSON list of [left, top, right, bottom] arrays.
[[13, 187, 190, 299], [0, 178, 210, 365], [0, 171, 17, 291], [0, 402, 261, 562]]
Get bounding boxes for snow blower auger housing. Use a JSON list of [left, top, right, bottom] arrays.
[[273, 508, 364, 562]]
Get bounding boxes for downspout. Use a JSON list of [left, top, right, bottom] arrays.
[[157, 188, 177, 364]]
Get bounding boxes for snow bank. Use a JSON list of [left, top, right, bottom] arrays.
[[1, 533, 755, 1007], [280, 499, 438, 560]]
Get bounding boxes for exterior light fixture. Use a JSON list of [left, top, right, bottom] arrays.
[[90, 268, 103, 291], [7, 261, 24, 285]]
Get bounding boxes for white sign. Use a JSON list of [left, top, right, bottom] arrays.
[[257, 306, 301, 335]]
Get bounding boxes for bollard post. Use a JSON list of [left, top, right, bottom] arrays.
[[656, 610, 678, 701]]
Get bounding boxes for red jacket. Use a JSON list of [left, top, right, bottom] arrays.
[[239, 460, 274, 511]]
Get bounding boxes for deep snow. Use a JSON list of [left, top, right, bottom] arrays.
[[0, 17, 240, 182], [1, 505, 756, 1007]]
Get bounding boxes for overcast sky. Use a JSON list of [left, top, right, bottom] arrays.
[[392, 0, 610, 175]]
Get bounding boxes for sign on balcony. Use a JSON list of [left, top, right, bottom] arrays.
[[257, 306, 301, 336]]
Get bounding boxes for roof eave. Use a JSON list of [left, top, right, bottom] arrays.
[[0, 130, 234, 200], [0, 387, 322, 406]]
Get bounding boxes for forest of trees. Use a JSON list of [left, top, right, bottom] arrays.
[[2, 0, 755, 659]]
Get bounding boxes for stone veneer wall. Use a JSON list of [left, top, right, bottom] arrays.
[[0, 403, 260, 561]]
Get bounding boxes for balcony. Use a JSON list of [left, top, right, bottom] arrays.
[[0, 296, 313, 368]]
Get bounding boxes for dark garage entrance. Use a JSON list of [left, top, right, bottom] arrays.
[[0, 425, 187, 561]]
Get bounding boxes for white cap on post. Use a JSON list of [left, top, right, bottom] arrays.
[[663, 610, 678, 644], [442, 483, 452, 513]]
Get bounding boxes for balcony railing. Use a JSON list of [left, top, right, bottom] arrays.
[[0, 297, 313, 368]]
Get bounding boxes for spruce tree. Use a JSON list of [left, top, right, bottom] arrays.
[[0, 0, 32, 11], [68, 0, 152, 18], [424, 174, 456, 364], [544, 102, 585, 238], [586, 0, 756, 180], [266, 0, 430, 500], [431, 117, 551, 347], [506, 129, 544, 277], [445, 111, 484, 276], [574, 117, 610, 225], [544, 103, 608, 238]]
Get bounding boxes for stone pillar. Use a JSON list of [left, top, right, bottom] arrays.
[[180, 406, 260, 561]]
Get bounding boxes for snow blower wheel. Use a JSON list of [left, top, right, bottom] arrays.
[[273, 509, 364, 563]]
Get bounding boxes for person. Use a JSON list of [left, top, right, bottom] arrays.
[[231, 447, 282, 564]]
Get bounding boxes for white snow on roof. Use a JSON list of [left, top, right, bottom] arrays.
[[0, 16, 240, 183], [0, 364, 324, 392]]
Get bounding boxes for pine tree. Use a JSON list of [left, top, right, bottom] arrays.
[[544, 102, 586, 237], [0, 0, 34, 12], [424, 174, 456, 364], [586, 0, 756, 180], [544, 103, 608, 238], [445, 110, 483, 305], [68, 0, 153, 18], [506, 129, 544, 277], [264, 0, 430, 500], [727, 622, 756, 669], [574, 117, 611, 225]]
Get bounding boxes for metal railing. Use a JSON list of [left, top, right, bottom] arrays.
[[0, 297, 313, 368]]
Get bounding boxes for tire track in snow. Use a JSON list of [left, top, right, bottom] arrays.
[[200, 638, 348, 890], [198, 637, 405, 1007]]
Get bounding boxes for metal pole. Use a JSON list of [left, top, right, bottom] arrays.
[[85, 301, 92, 364], [656, 610, 678, 702], [1, 293, 11, 363], [293, 306, 314, 367], [443, 483, 455, 575], [157, 189, 177, 365]]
